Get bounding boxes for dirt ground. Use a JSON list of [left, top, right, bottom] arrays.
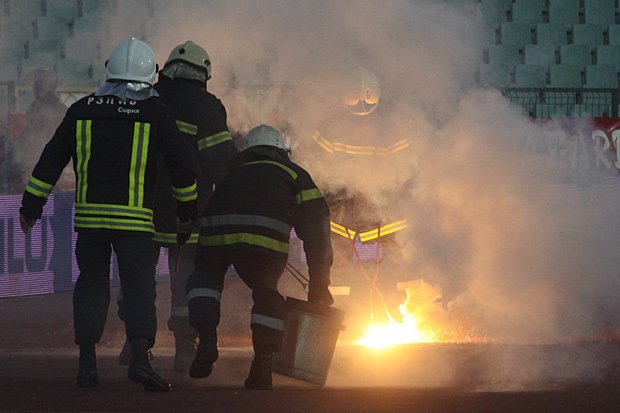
[[1, 278, 620, 413]]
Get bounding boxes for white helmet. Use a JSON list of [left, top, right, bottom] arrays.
[[342, 66, 381, 116], [105, 38, 157, 85], [243, 124, 288, 151]]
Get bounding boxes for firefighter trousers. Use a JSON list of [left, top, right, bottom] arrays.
[[186, 248, 287, 354], [74, 232, 157, 346], [164, 244, 198, 337]]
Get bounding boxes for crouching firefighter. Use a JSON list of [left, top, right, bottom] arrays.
[[186, 124, 334, 389], [19, 38, 197, 392]]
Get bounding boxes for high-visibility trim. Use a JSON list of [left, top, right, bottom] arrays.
[[296, 188, 323, 204], [330, 221, 356, 239], [170, 306, 189, 317], [75, 203, 153, 219], [75, 119, 92, 203], [153, 232, 199, 244], [197, 131, 233, 151], [242, 160, 297, 180], [313, 131, 410, 156], [25, 176, 54, 198], [175, 120, 198, 136], [329, 286, 351, 296], [251, 313, 285, 331], [186, 288, 221, 302], [171, 182, 198, 201], [129, 122, 150, 207], [201, 214, 292, 234], [358, 219, 409, 242], [74, 216, 154, 232], [199, 233, 289, 254]]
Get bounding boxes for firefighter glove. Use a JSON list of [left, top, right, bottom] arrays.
[[177, 219, 195, 246], [308, 285, 334, 307], [19, 213, 37, 234]]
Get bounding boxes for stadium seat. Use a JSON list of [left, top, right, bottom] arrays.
[[571, 23, 605, 46], [478, 64, 512, 88], [609, 24, 620, 45], [548, 0, 582, 25], [57, 57, 98, 87], [584, 64, 618, 87], [548, 65, 584, 88], [584, 0, 617, 26], [559, 44, 594, 66], [46, 0, 78, 18], [535, 23, 568, 45], [511, 0, 546, 25], [500, 22, 533, 46], [524, 44, 558, 66], [536, 103, 573, 117], [595, 45, 620, 66], [514, 64, 547, 87], [487, 44, 521, 67], [479, 0, 512, 27]]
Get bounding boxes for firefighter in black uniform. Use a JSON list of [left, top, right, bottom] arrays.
[[117, 40, 238, 372], [19, 38, 197, 392], [186, 124, 334, 390]]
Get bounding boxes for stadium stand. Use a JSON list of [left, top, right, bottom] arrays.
[[548, 0, 582, 25]]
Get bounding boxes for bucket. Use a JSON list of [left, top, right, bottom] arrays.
[[272, 297, 346, 386]]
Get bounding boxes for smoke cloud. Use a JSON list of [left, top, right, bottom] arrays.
[[7, 0, 620, 389]]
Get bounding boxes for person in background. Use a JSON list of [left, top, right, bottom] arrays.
[[186, 124, 334, 390], [19, 38, 197, 392], [10, 68, 73, 191], [116, 40, 238, 372]]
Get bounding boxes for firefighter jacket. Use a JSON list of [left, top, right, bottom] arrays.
[[152, 75, 239, 245], [20, 93, 198, 234], [200, 147, 333, 289]]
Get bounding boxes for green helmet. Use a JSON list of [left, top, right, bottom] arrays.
[[165, 40, 212, 80]]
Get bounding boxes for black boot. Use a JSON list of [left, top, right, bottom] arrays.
[[77, 343, 99, 388], [118, 339, 132, 366], [244, 353, 273, 390], [189, 331, 218, 379], [127, 339, 171, 392]]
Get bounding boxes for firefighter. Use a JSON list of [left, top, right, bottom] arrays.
[[19, 38, 198, 392], [186, 124, 334, 390], [117, 40, 238, 372], [302, 66, 417, 331]]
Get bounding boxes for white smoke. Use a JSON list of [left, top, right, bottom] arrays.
[[8, 0, 620, 389]]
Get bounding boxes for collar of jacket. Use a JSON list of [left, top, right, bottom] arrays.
[[157, 72, 207, 91], [229, 147, 290, 170]]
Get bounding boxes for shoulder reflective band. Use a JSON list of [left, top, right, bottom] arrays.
[[176, 120, 198, 136], [75, 119, 92, 204], [153, 232, 199, 244], [296, 187, 323, 204], [199, 233, 289, 254], [358, 219, 409, 242], [25, 176, 54, 199], [129, 122, 150, 207], [242, 160, 297, 180], [74, 216, 154, 232], [313, 131, 410, 156], [76, 203, 153, 219], [251, 313, 285, 331], [330, 221, 356, 239], [186, 288, 222, 303], [201, 214, 292, 235], [171, 182, 198, 201], [197, 131, 233, 151]]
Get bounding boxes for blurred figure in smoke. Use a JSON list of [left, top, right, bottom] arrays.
[[10, 69, 73, 191], [300, 66, 418, 332]]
